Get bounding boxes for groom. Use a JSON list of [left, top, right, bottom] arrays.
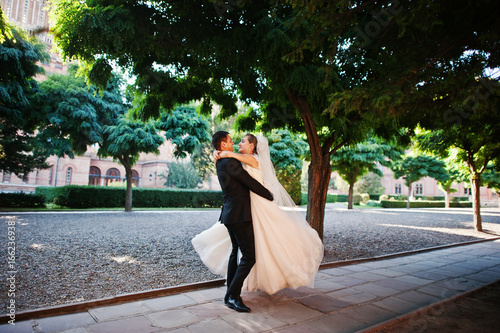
[[212, 131, 273, 312]]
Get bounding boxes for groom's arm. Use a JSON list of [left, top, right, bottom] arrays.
[[226, 159, 273, 201]]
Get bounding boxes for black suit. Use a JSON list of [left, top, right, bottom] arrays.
[[216, 158, 273, 300]]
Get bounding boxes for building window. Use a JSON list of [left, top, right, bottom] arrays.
[[132, 170, 140, 187], [415, 184, 423, 195], [48, 167, 53, 185], [395, 183, 402, 194], [3, 172, 11, 183], [65, 168, 72, 185], [105, 168, 121, 185], [89, 166, 101, 186], [464, 188, 472, 195]]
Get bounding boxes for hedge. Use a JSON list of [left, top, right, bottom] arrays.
[[36, 186, 223, 209], [300, 193, 348, 204], [381, 200, 473, 208], [0, 192, 45, 208]]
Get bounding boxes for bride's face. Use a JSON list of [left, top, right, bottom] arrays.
[[238, 136, 254, 154]]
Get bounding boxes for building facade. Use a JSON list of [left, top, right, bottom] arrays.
[[0, 141, 221, 192], [1, 0, 68, 78]]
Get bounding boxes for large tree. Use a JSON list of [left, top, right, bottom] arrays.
[[413, 75, 500, 231], [0, 11, 50, 177], [49, 0, 393, 240], [49, 0, 499, 239]]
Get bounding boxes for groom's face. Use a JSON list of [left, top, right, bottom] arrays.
[[220, 135, 234, 152]]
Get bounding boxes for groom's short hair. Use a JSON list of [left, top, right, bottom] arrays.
[[212, 131, 229, 150]]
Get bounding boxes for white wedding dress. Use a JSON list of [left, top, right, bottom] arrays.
[[192, 137, 324, 294]]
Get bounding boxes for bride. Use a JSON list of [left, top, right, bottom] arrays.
[[192, 134, 324, 294]]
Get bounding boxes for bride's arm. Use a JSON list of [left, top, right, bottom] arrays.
[[218, 151, 259, 168]]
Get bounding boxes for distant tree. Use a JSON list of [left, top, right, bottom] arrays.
[[0, 12, 50, 177], [437, 161, 463, 208], [392, 155, 450, 209], [36, 66, 209, 211], [332, 140, 402, 209], [482, 164, 500, 207], [161, 160, 202, 189], [355, 172, 385, 196]]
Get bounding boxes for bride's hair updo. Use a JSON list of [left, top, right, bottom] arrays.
[[245, 133, 258, 154]]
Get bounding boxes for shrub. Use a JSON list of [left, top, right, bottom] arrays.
[[379, 194, 389, 201], [332, 194, 348, 202], [424, 196, 435, 201], [0, 192, 45, 208], [353, 194, 362, 205], [366, 200, 381, 207], [361, 193, 370, 203], [276, 169, 302, 205], [381, 200, 473, 208]]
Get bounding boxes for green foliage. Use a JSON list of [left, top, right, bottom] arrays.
[[360, 193, 370, 203], [35, 65, 129, 157], [482, 164, 500, 193], [0, 192, 45, 208], [352, 193, 362, 205], [381, 200, 473, 209], [267, 129, 307, 204], [332, 139, 401, 207], [159, 106, 210, 159], [0, 12, 51, 177], [36, 185, 223, 208], [301, 193, 348, 204], [392, 155, 450, 188], [332, 140, 402, 184], [355, 172, 385, 195], [161, 160, 202, 189]]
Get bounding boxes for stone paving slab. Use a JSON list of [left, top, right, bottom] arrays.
[[1, 239, 499, 333]]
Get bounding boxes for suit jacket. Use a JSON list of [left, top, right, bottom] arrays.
[[216, 158, 273, 225]]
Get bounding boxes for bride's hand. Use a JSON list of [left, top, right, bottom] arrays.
[[219, 151, 230, 158], [213, 150, 221, 160]]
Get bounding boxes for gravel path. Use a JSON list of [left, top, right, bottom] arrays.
[[1, 206, 499, 313]]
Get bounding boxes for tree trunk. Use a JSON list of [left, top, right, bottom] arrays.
[[347, 182, 354, 210], [497, 190, 500, 207], [407, 181, 412, 209], [286, 90, 343, 242], [347, 169, 358, 210], [307, 154, 331, 241], [472, 174, 482, 231], [445, 186, 450, 209], [120, 155, 133, 212]]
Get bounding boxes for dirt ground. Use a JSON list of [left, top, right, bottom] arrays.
[[372, 281, 500, 333]]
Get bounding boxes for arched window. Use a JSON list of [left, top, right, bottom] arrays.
[[132, 170, 140, 187], [105, 168, 121, 186], [89, 166, 101, 186], [65, 167, 72, 185], [414, 184, 423, 195]]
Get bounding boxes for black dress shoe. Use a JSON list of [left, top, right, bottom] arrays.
[[227, 296, 251, 312]]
